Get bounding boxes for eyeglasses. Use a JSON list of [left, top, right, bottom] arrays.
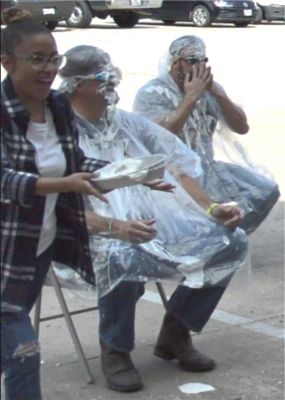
[[183, 57, 209, 65], [13, 53, 66, 70]]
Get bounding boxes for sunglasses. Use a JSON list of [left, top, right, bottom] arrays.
[[94, 71, 110, 82], [13, 53, 66, 70], [183, 57, 209, 65]]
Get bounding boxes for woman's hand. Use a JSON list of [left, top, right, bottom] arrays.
[[143, 179, 176, 193], [211, 202, 244, 230], [63, 172, 108, 202]]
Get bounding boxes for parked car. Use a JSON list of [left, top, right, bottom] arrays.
[[255, 0, 285, 23], [65, 0, 163, 28], [1, 0, 75, 30], [138, 0, 258, 27]]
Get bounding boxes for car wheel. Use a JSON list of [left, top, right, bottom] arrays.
[[192, 5, 211, 27], [66, 1, 93, 28], [113, 12, 139, 28], [45, 21, 58, 31], [162, 19, 175, 25], [254, 5, 263, 24], [234, 22, 249, 27]]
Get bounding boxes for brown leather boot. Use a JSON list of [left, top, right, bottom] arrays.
[[100, 339, 143, 392], [154, 313, 216, 372]]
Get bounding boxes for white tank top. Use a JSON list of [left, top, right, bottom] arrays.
[[27, 107, 66, 256]]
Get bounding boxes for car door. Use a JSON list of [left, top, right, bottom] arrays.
[[151, 0, 188, 21]]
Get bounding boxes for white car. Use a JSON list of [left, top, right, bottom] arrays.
[[255, 0, 285, 22]]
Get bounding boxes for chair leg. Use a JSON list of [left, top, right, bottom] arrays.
[[33, 290, 42, 338], [49, 267, 95, 384], [155, 282, 168, 310]]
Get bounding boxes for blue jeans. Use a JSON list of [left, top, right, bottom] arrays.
[[99, 281, 227, 352], [239, 185, 280, 234], [99, 229, 247, 352], [1, 246, 53, 400]]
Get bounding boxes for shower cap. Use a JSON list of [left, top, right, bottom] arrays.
[[58, 45, 122, 94], [159, 35, 207, 75]]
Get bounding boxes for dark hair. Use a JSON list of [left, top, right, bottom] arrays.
[[1, 7, 52, 55]]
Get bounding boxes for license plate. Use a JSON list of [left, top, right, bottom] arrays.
[[131, 0, 142, 6], [243, 9, 252, 16], [42, 8, 56, 15]]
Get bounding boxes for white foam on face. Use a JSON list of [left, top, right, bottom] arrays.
[[178, 382, 215, 394]]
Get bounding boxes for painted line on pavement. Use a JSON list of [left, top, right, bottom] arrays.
[[142, 290, 284, 340]]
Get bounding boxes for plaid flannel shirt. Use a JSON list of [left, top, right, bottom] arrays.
[[1, 77, 108, 312]]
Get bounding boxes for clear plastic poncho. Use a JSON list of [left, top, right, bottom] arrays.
[[133, 35, 280, 235], [55, 44, 248, 298], [75, 109, 248, 297]]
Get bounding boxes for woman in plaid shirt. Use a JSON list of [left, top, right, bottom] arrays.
[[0, 8, 109, 400]]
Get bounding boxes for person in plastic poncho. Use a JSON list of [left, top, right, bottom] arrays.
[[58, 45, 248, 393], [133, 35, 280, 235]]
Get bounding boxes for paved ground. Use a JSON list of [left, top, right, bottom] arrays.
[[1, 17, 284, 400], [33, 202, 284, 400]]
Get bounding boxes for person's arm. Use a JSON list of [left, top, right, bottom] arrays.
[[85, 211, 157, 243], [179, 173, 243, 230], [157, 95, 197, 134], [35, 173, 108, 202], [179, 174, 212, 209], [210, 82, 249, 134]]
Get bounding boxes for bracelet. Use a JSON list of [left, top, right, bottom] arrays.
[[108, 218, 114, 234], [99, 218, 115, 238], [206, 202, 219, 215]]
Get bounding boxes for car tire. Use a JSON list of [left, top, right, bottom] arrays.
[[191, 5, 211, 27], [66, 1, 93, 28], [113, 12, 139, 28], [254, 5, 263, 24], [234, 22, 249, 27], [162, 19, 175, 25], [45, 21, 58, 31]]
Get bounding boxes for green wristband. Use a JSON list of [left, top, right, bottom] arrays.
[[207, 202, 219, 215]]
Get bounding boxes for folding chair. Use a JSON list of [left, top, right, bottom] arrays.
[[33, 265, 168, 384], [33, 266, 97, 383]]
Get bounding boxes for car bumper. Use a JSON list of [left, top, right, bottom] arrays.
[[93, 0, 162, 10], [214, 6, 257, 23]]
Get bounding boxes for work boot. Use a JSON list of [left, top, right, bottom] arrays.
[[100, 339, 143, 392], [154, 313, 216, 372]]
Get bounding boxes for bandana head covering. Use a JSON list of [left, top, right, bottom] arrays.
[[158, 35, 207, 75], [169, 35, 206, 62]]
